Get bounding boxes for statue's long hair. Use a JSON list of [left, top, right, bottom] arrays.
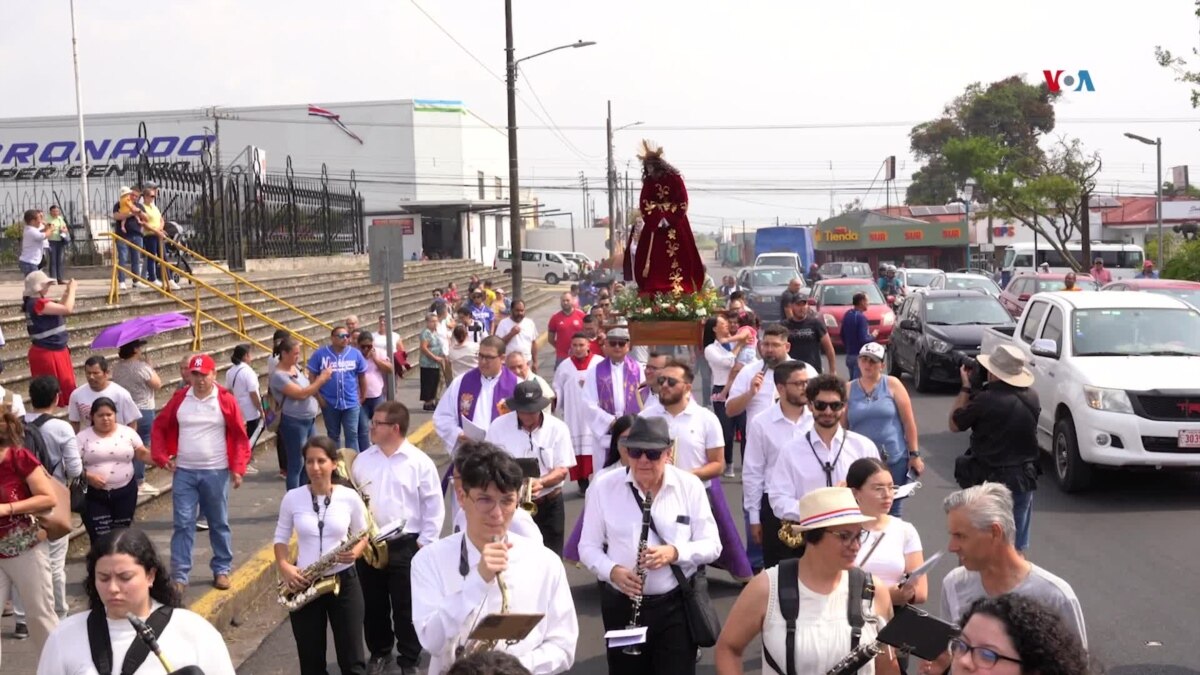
[[638, 140, 680, 179]]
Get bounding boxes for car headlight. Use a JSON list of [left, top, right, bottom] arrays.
[[926, 337, 952, 354], [1083, 386, 1133, 414], [823, 313, 839, 328], [882, 311, 895, 327]]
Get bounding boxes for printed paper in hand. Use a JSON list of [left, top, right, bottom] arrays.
[[895, 481, 922, 500], [462, 417, 487, 442], [605, 627, 648, 648]]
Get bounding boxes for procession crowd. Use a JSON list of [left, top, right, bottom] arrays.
[[0, 261, 1096, 675]]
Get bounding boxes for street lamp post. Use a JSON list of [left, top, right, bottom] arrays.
[[961, 178, 976, 269], [1124, 132, 1164, 269], [504, 0, 594, 300], [605, 106, 642, 263]]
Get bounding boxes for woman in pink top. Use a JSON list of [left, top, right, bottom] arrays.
[[77, 397, 151, 540], [355, 332, 394, 450]]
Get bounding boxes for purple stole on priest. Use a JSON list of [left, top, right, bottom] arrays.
[[457, 367, 519, 426], [596, 357, 644, 415]]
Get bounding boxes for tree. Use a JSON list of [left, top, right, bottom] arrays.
[[839, 198, 863, 215], [1163, 181, 1200, 198], [1154, 1, 1200, 107]]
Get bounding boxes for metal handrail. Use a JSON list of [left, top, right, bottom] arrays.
[[105, 232, 319, 352], [107, 231, 333, 332]]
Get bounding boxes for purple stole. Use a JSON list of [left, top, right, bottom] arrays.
[[596, 357, 644, 416], [458, 367, 519, 425]]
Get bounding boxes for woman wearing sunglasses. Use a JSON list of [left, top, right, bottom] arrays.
[[949, 593, 1090, 675]]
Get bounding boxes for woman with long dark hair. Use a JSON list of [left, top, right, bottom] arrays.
[[563, 415, 636, 564], [270, 337, 332, 490], [274, 436, 368, 675], [226, 343, 265, 443], [36, 528, 234, 674], [950, 594, 1091, 675], [76, 397, 151, 540]]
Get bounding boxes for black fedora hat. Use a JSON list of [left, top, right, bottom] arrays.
[[623, 416, 672, 450], [504, 380, 550, 413]]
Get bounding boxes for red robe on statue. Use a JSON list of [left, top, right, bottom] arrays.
[[623, 171, 706, 296]]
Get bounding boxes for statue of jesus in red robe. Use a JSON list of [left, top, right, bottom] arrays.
[[622, 142, 706, 296]]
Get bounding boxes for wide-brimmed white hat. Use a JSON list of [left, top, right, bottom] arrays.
[[793, 487, 875, 532], [977, 344, 1034, 388]]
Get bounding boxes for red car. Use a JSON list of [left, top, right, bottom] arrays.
[[808, 278, 896, 348], [1102, 278, 1200, 308], [998, 272, 1098, 318]]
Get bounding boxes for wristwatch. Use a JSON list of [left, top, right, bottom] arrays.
[[908, 451, 921, 459]]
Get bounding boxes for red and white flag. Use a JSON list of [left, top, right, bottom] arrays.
[[307, 104, 363, 144]]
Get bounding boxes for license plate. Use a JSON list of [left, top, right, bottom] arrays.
[[1179, 430, 1200, 448]]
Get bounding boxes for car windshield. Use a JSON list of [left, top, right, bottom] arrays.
[[750, 269, 795, 286], [947, 276, 999, 294], [821, 283, 884, 305], [758, 256, 795, 268], [1146, 288, 1200, 307], [924, 298, 1012, 325], [1037, 279, 1097, 292], [905, 271, 938, 287], [1072, 308, 1200, 356]]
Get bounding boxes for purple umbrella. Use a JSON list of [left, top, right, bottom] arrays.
[[90, 312, 194, 350]]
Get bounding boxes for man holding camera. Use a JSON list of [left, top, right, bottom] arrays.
[[948, 345, 1041, 553]]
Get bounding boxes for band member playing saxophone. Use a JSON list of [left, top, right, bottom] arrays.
[[411, 446, 578, 675], [579, 416, 722, 675], [351, 402, 445, 675], [273, 436, 369, 675]]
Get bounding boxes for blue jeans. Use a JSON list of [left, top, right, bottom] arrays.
[[143, 236, 161, 282], [117, 233, 143, 283], [322, 405, 361, 452], [134, 408, 155, 483], [887, 454, 910, 517], [170, 467, 233, 582], [48, 240, 68, 281], [358, 395, 385, 450], [1012, 490, 1034, 552], [280, 415, 316, 490], [845, 354, 862, 380], [18, 260, 39, 276]]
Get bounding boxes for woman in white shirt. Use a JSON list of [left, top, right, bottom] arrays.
[[226, 344, 264, 441], [446, 324, 480, 380], [274, 436, 369, 675], [846, 457, 927, 607], [36, 528, 235, 675], [77, 398, 152, 541], [704, 313, 746, 476]]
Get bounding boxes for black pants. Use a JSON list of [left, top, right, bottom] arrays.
[[289, 568, 367, 675], [246, 417, 261, 444], [419, 367, 440, 401], [712, 386, 746, 465], [532, 491, 565, 556], [601, 584, 696, 675], [761, 494, 802, 568], [82, 480, 138, 542], [358, 535, 422, 668]]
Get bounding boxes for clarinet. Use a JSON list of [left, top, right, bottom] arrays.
[[824, 641, 882, 675], [622, 490, 653, 656]]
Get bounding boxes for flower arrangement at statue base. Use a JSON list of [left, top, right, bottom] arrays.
[[611, 286, 723, 347]]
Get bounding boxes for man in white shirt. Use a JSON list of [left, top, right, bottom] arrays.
[[504, 351, 555, 415], [67, 355, 142, 432], [433, 336, 520, 454], [725, 324, 802, 426], [351, 401, 446, 675], [485, 381, 576, 555], [496, 299, 540, 373], [412, 447, 577, 675], [579, 416, 721, 675], [766, 373, 880, 562], [581, 327, 646, 472], [551, 335, 603, 493], [638, 352, 670, 412], [743, 361, 814, 568], [19, 209, 48, 276]]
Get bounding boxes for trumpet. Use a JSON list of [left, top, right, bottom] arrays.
[[519, 478, 538, 515], [336, 450, 388, 569]]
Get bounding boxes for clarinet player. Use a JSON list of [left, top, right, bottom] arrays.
[[579, 416, 722, 675], [411, 444, 578, 675], [273, 436, 369, 675]]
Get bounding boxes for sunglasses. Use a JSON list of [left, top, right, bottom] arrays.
[[626, 448, 666, 461], [607, 340, 629, 347], [334, 333, 349, 339], [656, 376, 682, 388], [812, 400, 845, 412]]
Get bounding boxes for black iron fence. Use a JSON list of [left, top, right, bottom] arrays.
[[1, 144, 364, 271]]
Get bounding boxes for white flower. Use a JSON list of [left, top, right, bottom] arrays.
[[675, 303, 686, 311], [642, 308, 652, 315], [696, 308, 708, 317]]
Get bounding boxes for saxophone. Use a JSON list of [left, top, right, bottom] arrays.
[[623, 490, 654, 656], [277, 528, 369, 611], [336, 450, 388, 569]]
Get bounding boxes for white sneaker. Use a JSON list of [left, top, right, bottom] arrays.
[[167, 280, 181, 290], [138, 482, 160, 497], [723, 466, 736, 478], [119, 282, 129, 291], [243, 464, 260, 475]]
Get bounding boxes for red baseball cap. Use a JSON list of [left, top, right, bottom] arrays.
[[189, 354, 216, 375]]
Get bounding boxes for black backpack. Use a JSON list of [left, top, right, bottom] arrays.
[[23, 414, 56, 475], [87, 606, 174, 675], [762, 562, 874, 675]]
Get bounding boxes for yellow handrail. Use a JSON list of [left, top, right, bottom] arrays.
[[108, 231, 333, 333], [105, 233, 319, 352]]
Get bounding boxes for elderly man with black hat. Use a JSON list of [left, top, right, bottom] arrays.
[[485, 380, 576, 554], [579, 415, 721, 675], [949, 344, 1041, 553]]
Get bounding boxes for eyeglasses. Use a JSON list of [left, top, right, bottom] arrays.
[[785, 379, 809, 388], [827, 529, 869, 546], [865, 485, 897, 496], [370, 419, 398, 428], [478, 353, 501, 361], [812, 400, 845, 412], [947, 638, 1023, 669], [657, 376, 682, 388], [334, 333, 349, 339], [626, 448, 666, 461], [607, 340, 629, 347], [466, 493, 519, 513]]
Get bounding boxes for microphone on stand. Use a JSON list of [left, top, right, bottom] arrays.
[[126, 613, 206, 675]]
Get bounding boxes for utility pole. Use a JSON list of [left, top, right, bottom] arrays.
[[581, 172, 589, 230], [504, 0, 524, 300], [606, 101, 616, 261], [68, 0, 90, 229]]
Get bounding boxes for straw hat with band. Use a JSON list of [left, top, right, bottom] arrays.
[[976, 344, 1035, 388], [791, 487, 876, 532]]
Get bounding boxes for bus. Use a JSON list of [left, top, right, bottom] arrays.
[[1001, 242, 1144, 285]]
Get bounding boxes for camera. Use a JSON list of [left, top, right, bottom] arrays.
[[955, 352, 987, 391]]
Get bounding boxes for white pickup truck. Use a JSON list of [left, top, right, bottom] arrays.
[[979, 291, 1200, 491]]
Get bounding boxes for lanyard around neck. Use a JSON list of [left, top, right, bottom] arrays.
[[806, 430, 844, 487]]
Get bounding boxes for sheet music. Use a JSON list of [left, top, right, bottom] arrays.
[[899, 550, 944, 585], [605, 627, 648, 647], [895, 481, 921, 500], [462, 417, 487, 442]]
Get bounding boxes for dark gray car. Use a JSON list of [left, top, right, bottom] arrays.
[[738, 266, 799, 321]]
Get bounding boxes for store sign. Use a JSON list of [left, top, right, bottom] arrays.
[[0, 133, 216, 182], [372, 217, 415, 235], [869, 231, 888, 242], [904, 230, 924, 241], [993, 225, 1016, 238], [942, 228, 962, 239], [820, 226, 859, 242], [816, 219, 969, 250]]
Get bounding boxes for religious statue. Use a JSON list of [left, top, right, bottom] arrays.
[[623, 141, 706, 296]]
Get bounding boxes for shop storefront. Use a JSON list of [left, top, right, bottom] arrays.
[[814, 210, 970, 270]]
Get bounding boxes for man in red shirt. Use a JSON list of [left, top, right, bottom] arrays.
[[547, 291, 586, 367]]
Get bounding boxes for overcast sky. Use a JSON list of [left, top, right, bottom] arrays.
[[4, 0, 1200, 232]]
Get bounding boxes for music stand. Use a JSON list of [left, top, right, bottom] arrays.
[[877, 606, 960, 660]]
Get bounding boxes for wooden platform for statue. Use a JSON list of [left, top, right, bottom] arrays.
[[625, 319, 705, 348]]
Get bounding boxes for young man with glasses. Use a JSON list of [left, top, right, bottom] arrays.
[[412, 444, 578, 675], [579, 416, 721, 675], [307, 325, 369, 451], [581, 327, 646, 475], [434, 336, 520, 455], [351, 401, 445, 675], [766, 373, 880, 562], [484, 380, 576, 554]]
